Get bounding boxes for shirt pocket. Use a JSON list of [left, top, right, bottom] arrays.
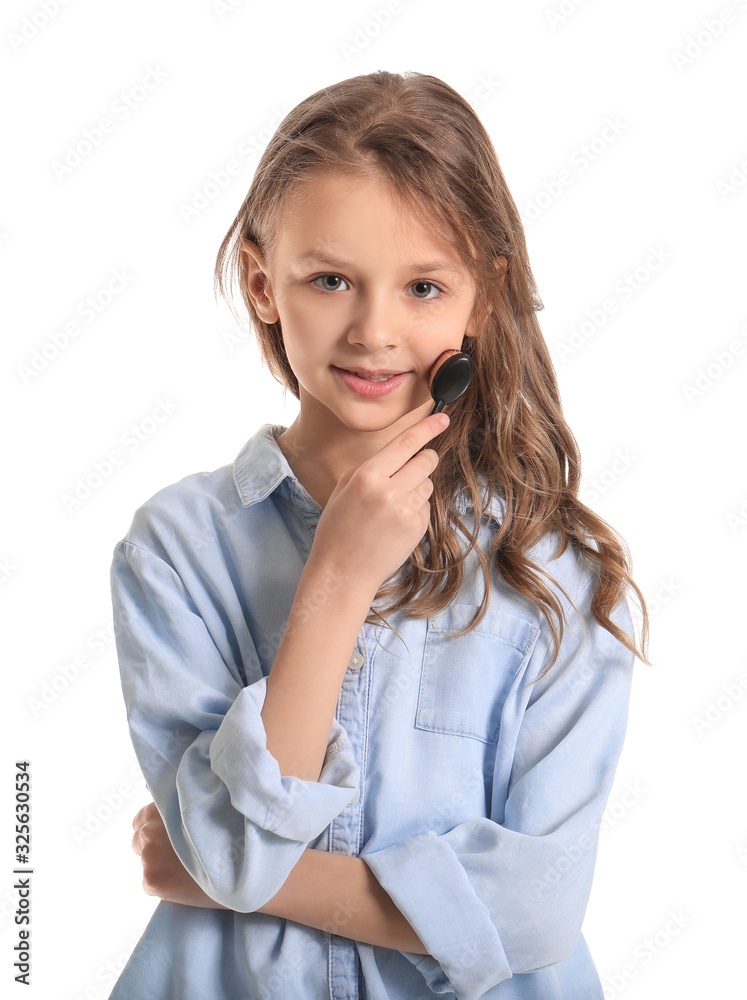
[[416, 603, 540, 744]]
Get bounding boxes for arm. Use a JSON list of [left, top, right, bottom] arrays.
[[261, 848, 428, 954], [359, 580, 637, 1000], [113, 417, 442, 918], [132, 801, 427, 954], [260, 551, 378, 782], [112, 533, 362, 913], [261, 410, 448, 787]]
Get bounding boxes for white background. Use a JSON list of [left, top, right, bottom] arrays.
[[2, 1, 745, 997]]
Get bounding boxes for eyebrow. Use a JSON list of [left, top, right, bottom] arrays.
[[294, 250, 463, 274]]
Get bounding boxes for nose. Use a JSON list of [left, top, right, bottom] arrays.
[[346, 290, 401, 360]]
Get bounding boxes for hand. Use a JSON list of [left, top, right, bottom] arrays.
[[309, 411, 449, 591], [131, 800, 227, 909]]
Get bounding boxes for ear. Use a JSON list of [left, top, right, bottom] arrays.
[[240, 239, 279, 324], [464, 310, 480, 339], [465, 256, 506, 338], [464, 298, 491, 339]]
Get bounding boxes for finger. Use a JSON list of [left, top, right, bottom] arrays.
[[392, 478, 435, 521], [132, 826, 144, 855], [132, 804, 149, 831], [385, 447, 440, 499], [366, 412, 450, 480]]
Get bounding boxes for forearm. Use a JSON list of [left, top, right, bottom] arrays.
[[155, 846, 427, 953], [257, 848, 429, 955], [138, 813, 427, 954], [261, 555, 376, 782]]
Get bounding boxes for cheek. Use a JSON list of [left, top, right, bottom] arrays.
[[280, 319, 334, 380], [409, 300, 463, 346]]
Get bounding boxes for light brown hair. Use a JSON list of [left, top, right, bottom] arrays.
[[214, 70, 650, 673]]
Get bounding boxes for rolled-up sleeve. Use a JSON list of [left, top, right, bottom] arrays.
[[361, 578, 635, 1000], [111, 538, 360, 912]]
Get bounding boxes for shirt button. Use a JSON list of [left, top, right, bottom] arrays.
[[348, 649, 364, 671]]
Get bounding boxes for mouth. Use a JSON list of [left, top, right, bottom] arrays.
[[334, 366, 409, 382], [333, 366, 412, 397]]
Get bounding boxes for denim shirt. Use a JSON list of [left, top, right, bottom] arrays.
[[108, 422, 635, 1000]]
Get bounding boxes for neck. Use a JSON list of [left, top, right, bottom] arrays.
[[276, 396, 433, 509]]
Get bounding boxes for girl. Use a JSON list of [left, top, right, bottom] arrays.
[[109, 70, 650, 999]]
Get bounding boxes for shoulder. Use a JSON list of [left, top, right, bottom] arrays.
[[473, 493, 602, 622], [112, 423, 292, 580], [116, 461, 241, 561], [521, 526, 635, 663], [527, 528, 599, 610]]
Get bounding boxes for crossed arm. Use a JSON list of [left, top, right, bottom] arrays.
[[132, 800, 427, 954], [120, 537, 430, 955]]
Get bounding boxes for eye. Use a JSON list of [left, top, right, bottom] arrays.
[[409, 280, 443, 301], [311, 273, 349, 292]]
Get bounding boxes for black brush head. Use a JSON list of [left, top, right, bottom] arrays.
[[429, 350, 474, 407]]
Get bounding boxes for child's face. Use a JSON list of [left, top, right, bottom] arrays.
[[244, 170, 479, 434]]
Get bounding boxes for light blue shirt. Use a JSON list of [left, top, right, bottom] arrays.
[[108, 422, 635, 1000]]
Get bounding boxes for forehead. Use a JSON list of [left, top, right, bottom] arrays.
[[275, 170, 463, 268]]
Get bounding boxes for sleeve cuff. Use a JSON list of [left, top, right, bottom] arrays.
[[362, 831, 511, 1000], [209, 675, 360, 842]]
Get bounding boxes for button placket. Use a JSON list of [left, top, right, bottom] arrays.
[[330, 635, 367, 1000]]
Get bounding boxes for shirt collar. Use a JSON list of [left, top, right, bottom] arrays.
[[232, 422, 504, 522], [233, 423, 321, 513]]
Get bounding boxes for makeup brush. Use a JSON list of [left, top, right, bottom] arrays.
[[427, 349, 474, 414], [416, 349, 474, 454]]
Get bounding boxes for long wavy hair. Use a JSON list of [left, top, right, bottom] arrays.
[[214, 70, 650, 673]]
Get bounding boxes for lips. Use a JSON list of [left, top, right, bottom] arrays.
[[337, 367, 407, 378], [334, 367, 410, 397]]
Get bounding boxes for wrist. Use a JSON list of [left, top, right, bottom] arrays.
[[299, 551, 380, 614]]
